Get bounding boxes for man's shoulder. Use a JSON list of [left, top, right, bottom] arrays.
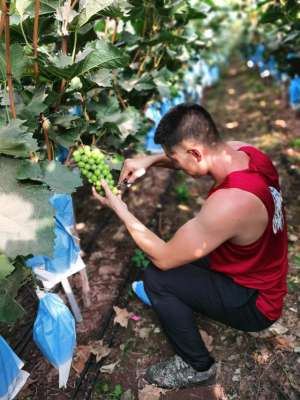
[[227, 140, 253, 150], [202, 187, 264, 221]]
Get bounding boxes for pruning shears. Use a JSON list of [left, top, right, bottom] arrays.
[[116, 178, 131, 191]]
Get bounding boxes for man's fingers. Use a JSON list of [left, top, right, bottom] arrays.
[[118, 168, 132, 185], [92, 186, 106, 204]]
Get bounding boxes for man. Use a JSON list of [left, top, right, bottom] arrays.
[[92, 103, 288, 389]]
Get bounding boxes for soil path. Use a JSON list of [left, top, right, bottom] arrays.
[[88, 61, 300, 400]]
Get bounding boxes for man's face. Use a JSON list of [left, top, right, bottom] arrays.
[[164, 140, 209, 177]]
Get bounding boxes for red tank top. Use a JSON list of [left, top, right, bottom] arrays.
[[207, 145, 288, 321]]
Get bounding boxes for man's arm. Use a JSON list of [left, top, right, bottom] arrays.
[[114, 189, 241, 270]]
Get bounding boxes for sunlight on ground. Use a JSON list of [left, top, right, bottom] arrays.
[[252, 131, 286, 150]]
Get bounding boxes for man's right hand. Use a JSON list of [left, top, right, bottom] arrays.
[[118, 157, 151, 186]]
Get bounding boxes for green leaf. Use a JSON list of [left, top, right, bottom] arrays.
[[119, 73, 155, 92], [16, 159, 44, 181], [89, 69, 112, 87], [117, 106, 141, 140], [0, 254, 15, 280], [42, 160, 83, 193], [0, 157, 55, 258], [0, 291, 25, 323], [0, 44, 28, 82], [14, 0, 32, 17], [0, 265, 30, 323], [0, 119, 38, 158], [40, 41, 128, 80], [96, 94, 121, 125], [49, 127, 82, 148], [78, 0, 115, 27], [75, 41, 129, 75]]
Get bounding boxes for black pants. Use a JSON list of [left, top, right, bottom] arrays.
[[143, 256, 276, 372]]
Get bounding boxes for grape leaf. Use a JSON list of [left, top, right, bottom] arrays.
[[78, 0, 115, 27], [0, 157, 55, 258], [0, 254, 15, 280], [0, 265, 30, 323], [42, 160, 83, 193], [89, 69, 112, 87], [0, 120, 38, 158]]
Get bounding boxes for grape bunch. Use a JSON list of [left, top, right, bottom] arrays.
[[72, 145, 119, 195]]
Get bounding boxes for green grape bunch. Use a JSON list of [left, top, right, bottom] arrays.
[[72, 145, 119, 196]]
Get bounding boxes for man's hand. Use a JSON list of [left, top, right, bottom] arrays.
[[118, 157, 151, 186], [92, 179, 128, 212]]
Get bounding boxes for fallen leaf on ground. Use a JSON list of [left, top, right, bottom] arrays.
[[269, 322, 288, 336], [138, 384, 167, 400], [72, 345, 92, 374], [121, 389, 135, 400], [140, 327, 153, 339], [113, 306, 132, 328], [270, 335, 294, 351], [200, 329, 214, 352], [100, 360, 120, 374], [253, 347, 271, 364], [213, 383, 228, 400], [90, 340, 111, 362]]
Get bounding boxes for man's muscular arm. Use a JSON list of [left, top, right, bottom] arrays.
[[115, 189, 242, 270]]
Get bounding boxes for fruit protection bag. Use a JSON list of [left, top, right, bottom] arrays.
[[289, 76, 300, 108], [0, 336, 29, 400], [25, 217, 80, 273], [33, 291, 76, 388], [49, 193, 75, 229]]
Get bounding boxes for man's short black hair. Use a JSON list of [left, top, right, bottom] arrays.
[[154, 103, 222, 150]]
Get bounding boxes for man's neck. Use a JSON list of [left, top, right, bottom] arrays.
[[208, 143, 250, 186]]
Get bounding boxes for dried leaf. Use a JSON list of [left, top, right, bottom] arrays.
[[100, 360, 120, 374], [199, 329, 214, 352], [253, 347, 271, 365], [270, 335, 294, 351], [113, 306, 132, 328], [138, 384, 166, 400], [72, 345, 91, 374], [138, 327, 151, 339], [269, 322, 288, 336], [90, 340, 111, 362]]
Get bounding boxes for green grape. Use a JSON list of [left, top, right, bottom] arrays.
[[84, 145, 91, 155], [73, 150, 80, 158], [73, 146, 119, 195]]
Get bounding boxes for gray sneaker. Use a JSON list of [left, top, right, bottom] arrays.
[[145, 354, 217, 389]]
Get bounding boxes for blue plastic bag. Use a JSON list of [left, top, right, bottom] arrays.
[[55, 145, 69, 163], [49, 193, 75, 228], [289, 76, 300, 108], [0, 336, 29, 400], [33, 291, 76, 388], [25, 217, 80, 273]]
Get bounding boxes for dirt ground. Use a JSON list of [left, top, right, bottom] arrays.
[[13, 57, 300, 400], [88, 60, 300, 400]]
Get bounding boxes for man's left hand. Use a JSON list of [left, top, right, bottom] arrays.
[[92, 179, 128, 213]]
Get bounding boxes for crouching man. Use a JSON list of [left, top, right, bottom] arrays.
[[92, 103, 288, 389]]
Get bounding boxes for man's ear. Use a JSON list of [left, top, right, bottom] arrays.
[[187, 149, 202, 162]]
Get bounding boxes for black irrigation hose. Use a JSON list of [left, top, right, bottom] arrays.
[[71, 173, 175, 400]]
